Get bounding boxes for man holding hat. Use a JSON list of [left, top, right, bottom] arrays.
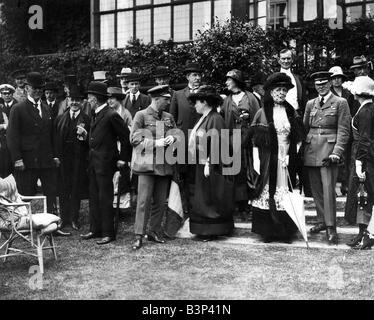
[[55, 85, 90, 232], [11, 69, 27, 103], [122, 72, 151, 118], [116, 67, 132, 95], [43, 82, 61, 123], [0, 84, 17, 118], [170, 62, 203, 215], [7, 71, 60, 215], [303, 71, 351, 245], [130, 84, 178, 250], [81, 81, 131, 245]]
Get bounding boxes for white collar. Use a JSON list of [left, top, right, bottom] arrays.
[[5, 100, 14, 107], [47, 99, 56, 106], [319, 91, 332, 103], [27, 95, 41, 106], [130, 91, 140, 99], [253, 91, 261, 100], [95, 103, 107, 114], [70, 109, 81, 117], [280, 67, 292, 75]]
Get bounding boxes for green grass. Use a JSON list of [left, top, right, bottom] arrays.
[[1, 204, 374, 300]]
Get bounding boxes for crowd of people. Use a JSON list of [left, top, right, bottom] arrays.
[[1, 49, 374, 251]]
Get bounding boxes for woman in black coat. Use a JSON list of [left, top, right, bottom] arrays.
[[188, 85, 235, 241]]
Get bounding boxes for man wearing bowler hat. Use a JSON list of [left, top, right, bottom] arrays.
[[169, 62, 203, 215], [11, 69, 27, 103], [7, 72, 61, 217], [43, 81, 61, 123], [0, 84, 18, 118], [55, 85, 90, 232], [81, 81, 131, 245], [122, 72, 151, 118], [303, 71, 351, 245]]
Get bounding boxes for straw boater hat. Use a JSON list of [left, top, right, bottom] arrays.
[[188, 85, 223, 107]]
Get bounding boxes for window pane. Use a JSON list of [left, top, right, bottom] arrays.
[[136, 0, 151, 5], [345, 0, 362, 3], [258, 0, 267, 17], [258, 17, 267, 29], [100, 0, 115, 11], [136, 9, 151, 43], [173, 4, 190, 42], [117, 0, 133, 9], [249, 4, 255, 20], [154, 0, 169, 4], [154, 6, 171, 42], [100, 14, 115, 49], [118, 11, 133, 47], [214, 0, 231, 22], [366, 3, 374, 17], [193, 1, 211, 39], [346, 5, 362, 22]]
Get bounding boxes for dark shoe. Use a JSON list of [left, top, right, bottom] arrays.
[[71, 221, 80, 231], [326, 227, 338, 245], [346, 232, 364, 247], [132, 237, 143, 250], [353, 231, 374, 250], [96, 237, 114, 245], [310, 223, 327, 234], [80, 232, 99, 240], [202, 235, 218, 242], [54, 229, 72, 237], [147, 232, 165, 243]]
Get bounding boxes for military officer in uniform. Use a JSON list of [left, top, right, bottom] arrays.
[[304, 71, 351, 245]]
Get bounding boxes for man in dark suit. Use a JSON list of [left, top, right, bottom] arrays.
[[250, 73, 266, 108], [122, 72, 151, 118], [0, 84, 18, 118], [170, 62, 202, 215], [6, 72, 59, 215], [43, 82, 61, 123], [81, 81, 131, 245], [55, 85, 90, 232]]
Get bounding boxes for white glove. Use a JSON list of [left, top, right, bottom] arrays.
[[253, 147, 260, 175], [204, 162, 210, 177], [356, 160, 366, 181], [155, 138, 166, 147]]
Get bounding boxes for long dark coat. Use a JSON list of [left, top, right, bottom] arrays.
[[0, 111, 12, 178], [54, 110, 90, 199]]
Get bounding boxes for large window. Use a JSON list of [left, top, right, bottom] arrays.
[[95, 0, 233, 48], [344, 0, 374, 22], [268, 0, 288, 30]]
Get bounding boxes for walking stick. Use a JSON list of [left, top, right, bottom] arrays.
[[114, 170, 121, 236]]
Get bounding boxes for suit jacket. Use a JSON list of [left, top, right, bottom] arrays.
[[89, 104, 131, 175], [0, 99, 18, 119], [331, 87, 356, 116], [123, 92, 151, 118], [44, 99, 62, 123], [303, 93, 351, 167], [280, 70, 306, 115], [170, 86, 201, 143], [7, 99, 56, 169]]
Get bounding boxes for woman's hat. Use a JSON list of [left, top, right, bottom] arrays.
[[350, 55, 369, 70], [226, 69, 245, 84], [329, 66, 347, 80], [264, 72, 294, 91], [25, 72, 45, 88], [350, 76, 374, 96], [86, 81, 109, 97], [153, 66, 170, 78], [188, 85, 223, 106], [107, 87, 125, 100]]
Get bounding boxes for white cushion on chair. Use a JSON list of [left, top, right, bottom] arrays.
[[32, 214, 61, 229], [41, 222, 58, 235]]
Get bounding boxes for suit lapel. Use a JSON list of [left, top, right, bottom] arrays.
[[26, 100, 43, 124], [91, 105, 108, 131], [183, 87, 190, 99], [321, 94, 335, 110]]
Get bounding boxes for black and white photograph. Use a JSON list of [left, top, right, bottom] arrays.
[[1, 0, 374, 305]]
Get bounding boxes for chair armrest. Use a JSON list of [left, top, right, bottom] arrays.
[[19, 195, 47, 213], [1, 202, 30, 207]]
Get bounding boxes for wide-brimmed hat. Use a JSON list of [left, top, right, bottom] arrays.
[[226, 69, 245, 84], [188, 85, 223, 106], [107, 87, 126, 100], [10, 69, 27, 79], [93, 71, 108, 82], [44, 82, 58, 91], [25, 72, 45, 88], [329, 66, 347, 80], [70, 85, 85, 100], [350, 55, 369, 70], [126, 72, 141, 82], [116, 67, 132, 78], [147, 85, 171, 98], [264, 72, 294, 91], [86, 81, 109, 97], [0, 84, 16, 94], [153, 66, 170, 78], [184, 62, 202, 74], [350, 76, 374, 96], [310, 71, 333, 85]]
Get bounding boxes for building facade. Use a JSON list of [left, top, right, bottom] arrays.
[[92, 0, 374, 49]]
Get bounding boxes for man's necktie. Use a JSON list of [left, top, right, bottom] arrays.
[[320, 97, 324, 107], [34, 102, 41, 117], [131, 94, 136, 106]]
